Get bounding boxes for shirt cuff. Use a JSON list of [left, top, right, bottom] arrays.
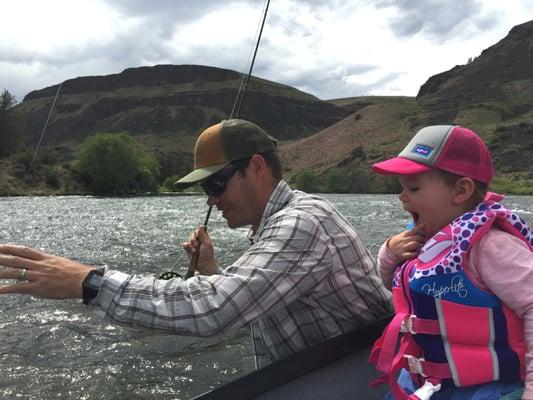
[[89, 269, 132, 317]]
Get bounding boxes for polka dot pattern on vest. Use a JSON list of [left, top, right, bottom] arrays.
[[392, 201, 533, 287]]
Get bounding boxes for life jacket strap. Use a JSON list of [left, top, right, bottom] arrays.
[[369, 312, 408, 372], [404, 355, 452, 380], [400, 315, 440, 335], [368, 314, 447, 399], [389, 337, 418, 399]]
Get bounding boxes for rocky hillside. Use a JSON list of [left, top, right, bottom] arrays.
[[281, 20, 533, 193], [5, 64, 350, 194], [417, 20, 533, 106], [5, 64, 354, 193], [17, 64, 349, 143]]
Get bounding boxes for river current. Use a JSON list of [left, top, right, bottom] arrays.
[[1, 194, 532, 399]]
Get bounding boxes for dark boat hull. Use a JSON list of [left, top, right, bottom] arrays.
[[193, 315, 392, 400]]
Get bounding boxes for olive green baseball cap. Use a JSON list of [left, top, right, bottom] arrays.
[[175, 119, 278, 186]]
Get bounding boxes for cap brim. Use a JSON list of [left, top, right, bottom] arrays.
[[372, 157, 433, 175], [174, 162, 229, 188]]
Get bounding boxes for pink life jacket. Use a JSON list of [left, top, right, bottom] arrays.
[[369, 201, 533, 400]]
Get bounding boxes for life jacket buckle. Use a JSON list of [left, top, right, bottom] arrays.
[[412, 379, 441, 400], [404, 354, 427, 377], [400, 314, 417, 334]]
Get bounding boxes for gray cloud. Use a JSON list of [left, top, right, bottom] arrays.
[[297, 70, 403, 99], [375, 0, 499, 42], [1, 0, 524, 102], [107, 0, 223, 24], [253, 52, 387, 99]]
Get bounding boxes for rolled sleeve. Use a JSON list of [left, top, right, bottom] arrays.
[[89, 212, 329, 338]]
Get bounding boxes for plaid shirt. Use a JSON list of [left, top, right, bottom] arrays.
[[92, 180, 392, 368]]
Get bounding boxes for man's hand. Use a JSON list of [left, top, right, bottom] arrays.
[[0, 244, 94, 299], [182, 227, 217, 276], [388, 224, 425, 262]]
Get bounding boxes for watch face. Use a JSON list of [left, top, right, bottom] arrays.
[[85, 271, 104, 290], [82, 269, 104, 305]]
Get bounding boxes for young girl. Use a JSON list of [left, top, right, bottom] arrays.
[[368, 125, 533, 400]]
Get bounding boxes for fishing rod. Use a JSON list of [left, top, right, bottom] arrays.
[[230, 0, 271, 120], [161, 0, 270, 280], [183, 204, 212, 278]]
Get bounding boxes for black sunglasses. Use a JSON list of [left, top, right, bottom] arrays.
[[200, 164, 238, 197]]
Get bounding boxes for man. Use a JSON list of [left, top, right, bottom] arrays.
[[0, 119, 391, 368]]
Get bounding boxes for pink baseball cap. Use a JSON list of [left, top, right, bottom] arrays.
[[372, 125, 494, 184]]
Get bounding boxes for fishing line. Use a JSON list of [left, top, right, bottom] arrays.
[[24, 82, 62, 184]]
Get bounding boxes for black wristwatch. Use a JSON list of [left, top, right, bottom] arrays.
[[82, 268, 104, 305]]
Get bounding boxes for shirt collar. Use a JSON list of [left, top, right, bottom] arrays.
[[247, 180, 292, 242]]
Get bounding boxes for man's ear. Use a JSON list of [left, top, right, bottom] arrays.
[[248, 154, 268, 180], [453, 177, 475, 205]]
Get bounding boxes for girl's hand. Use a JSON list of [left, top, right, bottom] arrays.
[[388, 224, 425, 262]]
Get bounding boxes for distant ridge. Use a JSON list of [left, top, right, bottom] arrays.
[[24, 65, 242, 100], [18, 64, 349, 143]]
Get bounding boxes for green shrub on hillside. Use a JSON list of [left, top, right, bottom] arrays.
[[344, 167, 369, 193], [77, 133, 159, 195], [491, 176, 533, 195], [325, 168, 347, 193], [162, 175, 183, 192], [0, 89, 21, 157], [369, 175, 402, 194], [295, 169, 320, 192]]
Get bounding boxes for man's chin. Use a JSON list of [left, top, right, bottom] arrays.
[[223, 215, 236, 228], [226, 221, 241, 229], [225, 218, 246, 229]]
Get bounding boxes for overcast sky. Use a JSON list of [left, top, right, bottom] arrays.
[[2, 0, 533, 103]]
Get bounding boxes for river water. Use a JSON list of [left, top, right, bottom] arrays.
[[1, 194, 532, 399]]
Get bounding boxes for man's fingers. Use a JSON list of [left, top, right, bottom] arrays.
[[196, 226, 207, 238], [0, 244, 45, 261], [0, 282, 35, 295], [0, 267, 28, 281], [191, 226, 209, 242], [188, 232, 199, 247], [0, 254, 42, 271], [183, 241, 197, 252], [195, 227, 212, 247], [187, 226, 208, 249]]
